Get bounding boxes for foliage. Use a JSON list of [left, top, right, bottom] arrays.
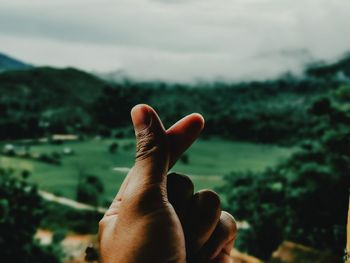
[[180, 153, 190, 165], [108, 142, 119, 154], [38, 152, 61, 165], [92, 79, 326, 145], [0, 63, 338, 145], [0, 67, 106, 139], [41, 201, 103, 234], [76, 174, 105, 206], [220, 89, 350, 259], [0, 168, 62, 262], [2, 52, 350, 261]]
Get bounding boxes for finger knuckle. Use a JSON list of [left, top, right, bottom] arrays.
[[98, 217, 106, 231], [220, 211, 238, 238], [198, 190, 221, 209], [135, 128, 159, 161], [167, 173, 194, 196]]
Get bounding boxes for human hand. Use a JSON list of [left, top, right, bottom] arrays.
[[99, 104, 237, 263]]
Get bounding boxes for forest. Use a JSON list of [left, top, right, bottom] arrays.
[[0, 53, 350, 261]]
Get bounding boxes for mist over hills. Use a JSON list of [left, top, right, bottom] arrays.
[[1, 50, 350, 84], [0, 51, 349, 143], [306, 55, 350, 81]]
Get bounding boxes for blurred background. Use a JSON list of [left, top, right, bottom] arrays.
[[0, 0, 350, 262]]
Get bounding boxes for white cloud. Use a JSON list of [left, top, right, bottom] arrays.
[[0, 0, 350, 82]]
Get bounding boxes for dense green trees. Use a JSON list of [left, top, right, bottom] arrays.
[[0, 64, 336, 144], [76, 174, 105, 206], [92, 78, 329, 145], [0, 168, 61, 262], [220, 88, 350, 260], [0, 67, 105, 138], [1, 52, 350, 261]]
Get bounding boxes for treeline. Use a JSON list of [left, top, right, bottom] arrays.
[[1, 56, 350, 144], [93, 78, 329, 144], [0, 169, 62, 262], [0, 67, 105, 139], [220, 85, 350, 260]]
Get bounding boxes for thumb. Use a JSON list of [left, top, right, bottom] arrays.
[[131, 104, 169, 186]]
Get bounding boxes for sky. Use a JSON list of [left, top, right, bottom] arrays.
[[0, 0, 350, 82]]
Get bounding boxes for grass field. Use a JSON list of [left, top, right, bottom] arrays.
[[0, 138, 294, 202]]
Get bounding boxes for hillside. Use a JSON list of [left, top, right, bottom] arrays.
[[0, 66, 106, 105], [1, 53, 349, 142], [306, 54, 350, 80], [0, 67, 107, 138], [0, 53, 32, 71], [1, 53, 349, 262]]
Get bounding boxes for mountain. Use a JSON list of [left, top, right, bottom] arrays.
[[306, 54, 350, 80], [0, 66, 107, 106], [93, 69, 130, 83], [0, 66, 109, 139], [1, 52, 348, 141], [0, 52, 32, 72]]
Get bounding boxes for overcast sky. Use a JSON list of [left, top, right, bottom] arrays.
[[1, 0, 350, 82]]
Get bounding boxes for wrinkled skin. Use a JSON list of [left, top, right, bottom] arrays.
[[99, 105, 237, 263]]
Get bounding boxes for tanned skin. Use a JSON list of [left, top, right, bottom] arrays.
[[99, 104, 237, 263]]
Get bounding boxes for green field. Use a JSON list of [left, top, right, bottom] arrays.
[[0, 138, 294, 202]]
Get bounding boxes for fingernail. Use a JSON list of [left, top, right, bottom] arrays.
[[131, 104, 152, 132], [188, 113, 205, 133]]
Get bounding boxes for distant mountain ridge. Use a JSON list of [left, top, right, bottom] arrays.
[[0, 52, 32, 71], [1, 50, 350, 82], [306, 55, 350, 80], [0, 66, 106, 106], [0, 66, 108, 139], [0, 51, 349, 141]]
